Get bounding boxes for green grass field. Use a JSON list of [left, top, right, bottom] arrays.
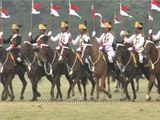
[[0, 75, 159, 120]]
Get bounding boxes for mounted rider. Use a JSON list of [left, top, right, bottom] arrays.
[[72, 21, 90, 51], [48, 21, 71, 60], [92, 21, 115, 69], [148, 29, 160, 47], [28, 24, 49, 46], [0, 24, 22, 51], [123, 21, 145, 67]]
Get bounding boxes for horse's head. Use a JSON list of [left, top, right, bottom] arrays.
[[143, 40, 155, 57], [58, 46, 72, 62], [115, 44, 128, 68], [0, 44, 6, 60], [39, 44, 51, 63], [81, 44, 93, 59], [20, 41, 33, 60]]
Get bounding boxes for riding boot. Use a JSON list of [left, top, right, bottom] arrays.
[[109, 62, 117, 78], [84, 63, 94, 77]]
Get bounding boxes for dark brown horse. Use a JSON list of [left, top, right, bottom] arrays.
[[144, 40, 160, 101], [20, 41, 55, 101], [58, 46, 96, 100], [82, 44, 112, 101], [115, 43, 140, 101], [39, 44, 85, 100], [0, 45, 27, 101]]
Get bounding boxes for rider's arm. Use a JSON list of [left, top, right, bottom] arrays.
[[152, 31, 160, 41], [50, 33, 61, 42], [3, 35, 12, 44], [72, 35, 80, 45], [123, 34, 136, 43], [95, 33, 105, 44], [30, 35, 39, 44]]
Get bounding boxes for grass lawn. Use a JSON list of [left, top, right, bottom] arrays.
[[0, 75, 159, 120]]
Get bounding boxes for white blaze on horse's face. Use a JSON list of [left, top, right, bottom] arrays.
[[58, 46, 70, 61], [81, 44, 92, 58]]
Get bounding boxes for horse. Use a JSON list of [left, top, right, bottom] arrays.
[[143, 40, 160, 101], [39, 44, 86, 100], [114, 43, 140, 101], [20, 41, 55, 101], [58, 45, 96, 100], [82, 44, 112, 101], [0, 45, 27, 101]]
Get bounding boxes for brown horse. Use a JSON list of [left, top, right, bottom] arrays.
[[58, 46, 96, 100], [115, 43, 140, 101], [20, 41, 55, 101], [0, 45, 27, 101], [82, 44, 112, 101], [39, 44, 84, 100], [144, 40, 160, 101]]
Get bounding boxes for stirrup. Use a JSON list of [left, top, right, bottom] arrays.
[[69, 70, 73, 75], [17, 57, 22, 62]]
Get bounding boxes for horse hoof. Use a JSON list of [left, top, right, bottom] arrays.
[[37, 93, 41, 97], [20, 96, 24, 100], [114, 89, 119, 93], [90, 97, 94, 101], [84, 98, 87, 101], [30, 98, 37, 101], [108, 93, 112, 99], [146, 95, 151, 101], [131, 99, 135, 102], [156, 99, 159, 101], [10, 98, 14, 101], [127, 96, 131, 101], [120, 98, 125, 101]]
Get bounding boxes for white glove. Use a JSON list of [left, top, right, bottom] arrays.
[[28, 32, 32, 37], [0, 31, 3, 36], [13, 34, 17, 39], [92, 31, 96, 37], [47, 31, 52, 36], [148, 15, 153, 21], [120, 31, 125, 37], [148, 29, 152, 35]]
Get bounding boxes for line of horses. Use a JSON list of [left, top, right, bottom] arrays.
[[0, 40, 160, 102]]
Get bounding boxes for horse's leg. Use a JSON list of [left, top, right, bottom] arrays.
[[116, 75, 127, 100], [65, 75, 73, 99], [107, 75, 110, 92], [100, 75, 112, 100], [56, 77, 63, 101], [87, 74, 95, 100], [146, 74, 155, 101], [50, 74, 60, 101], [9, 81, 15, 101], [29, 77, 39, 101], [81, 77, 87, 101], [155, 75, 160, 101], [130, 78, 137, 101], [17, 73, 27, 100], [1, 76, 7, 100], [95, 76, 100, 101], [46, 75, 57, 101], [135, 76, 140, 92], [77, 80, 82, 97]]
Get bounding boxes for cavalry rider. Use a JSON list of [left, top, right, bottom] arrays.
[[48, 21, 71, 61], [48, 21, 71, 50], [0, 24, 22, 51], [72, 21, 90, 51], [0, 24, 24, 66], [148, 29, 160, 47], [92, 22, 115, 68], [28, 24, 49, 46], [123, 21, 145, 66]]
